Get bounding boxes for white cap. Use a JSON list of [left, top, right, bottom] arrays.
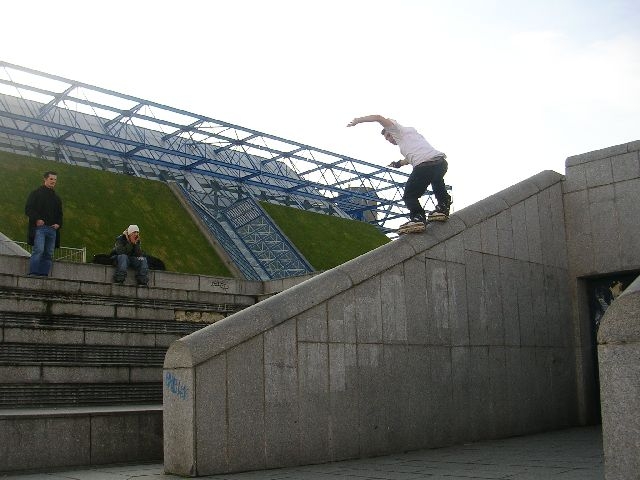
[[124, 224, 140, 236]]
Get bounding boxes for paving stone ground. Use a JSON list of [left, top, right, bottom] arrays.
[[0, 426, 603, 480]]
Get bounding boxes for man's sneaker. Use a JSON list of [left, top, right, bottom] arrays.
[[428, 211, 448, 221], [398, 215, 427, 234], [428, 205, 449, 222], [398, 220, 426, 234]]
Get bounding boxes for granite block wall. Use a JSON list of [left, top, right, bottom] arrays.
[[0, 409, 162, 472], [164, 170, 577, 476], [564, 140, 640, 423]]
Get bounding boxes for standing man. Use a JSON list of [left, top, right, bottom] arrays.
[[25, 171, 63, 276], [347, 115, 451, 234], [111, 224, 149, 286]]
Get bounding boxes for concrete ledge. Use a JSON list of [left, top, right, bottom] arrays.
[[404, 216, 466, 252], [263, 272, 320, 295], [1, 265, 254, 307], [263, 268, 353, 319], [0, 404, 162, 418], [0, 233, 29, 257], [338, 239, 417, 286], [528, 170, 565, 191], [0, 405, 162, 473], [0, 255, 261, 297], [164, 303, 276, 368], [0, 254, 313, 300], [456, 194, 509, 227], [497, 178, 541, 207], [0, 255, 28, 278], [0, 282, 247, 320], [566, 142, 633, 167]]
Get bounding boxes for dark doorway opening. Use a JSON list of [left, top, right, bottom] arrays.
[[585, 271, 639, 422]]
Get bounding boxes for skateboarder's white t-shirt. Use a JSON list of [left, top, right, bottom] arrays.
[[385, 119, 445, 167]]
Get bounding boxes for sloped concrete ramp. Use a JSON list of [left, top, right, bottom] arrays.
[[163, 170, 578, 476]]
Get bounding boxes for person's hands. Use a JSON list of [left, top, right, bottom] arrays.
[[388, 161, 402, 168], [346, 118, 360, 127]]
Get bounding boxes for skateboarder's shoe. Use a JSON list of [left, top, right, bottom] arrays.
[[428, 193, 453, 220], [428, 204, 449, 222], [398, 214, 427, 234], [398, 221, 426, 234], [428, 210, 448, 222]]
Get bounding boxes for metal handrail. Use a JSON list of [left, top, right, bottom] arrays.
[[11, 241, 86, 263]]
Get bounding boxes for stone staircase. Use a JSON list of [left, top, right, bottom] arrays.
[[0, 253, 265, 473]]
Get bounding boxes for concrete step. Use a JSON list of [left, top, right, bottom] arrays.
[[0, 383, 162, 408], [0, 342, 166, 365], [0, 310, 204, 333], [1, 363, 161, 386], [0, 254, 318, 474], [0, 285, 244, 321], [2, 324, 181, 349], [0, 404, 162, 472], [0, 255, 263, 300]]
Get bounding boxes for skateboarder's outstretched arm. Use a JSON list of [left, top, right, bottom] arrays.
[[347, 115, 407, 166], [347, 115, 394, 129]]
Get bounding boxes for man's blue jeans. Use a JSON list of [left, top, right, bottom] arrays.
[[114, 254, 149, 284], [29, 225, 57, 276]]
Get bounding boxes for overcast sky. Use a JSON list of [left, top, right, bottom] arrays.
[[2, 0, 639, 211]]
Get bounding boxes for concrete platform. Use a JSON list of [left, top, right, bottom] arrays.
[[0, 426, 603, 479]]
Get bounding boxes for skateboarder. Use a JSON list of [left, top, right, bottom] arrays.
[[347, 115, 451, 234]]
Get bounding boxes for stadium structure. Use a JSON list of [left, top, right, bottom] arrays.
[[0, 61, 447, 280]]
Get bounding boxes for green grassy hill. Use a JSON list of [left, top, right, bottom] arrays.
[[0, 151, 232, 277], [0, 150, 390, 277], [261, 202, 390, 270]]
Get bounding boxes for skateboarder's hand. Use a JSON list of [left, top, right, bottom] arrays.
[[388, 161, 402, 168]]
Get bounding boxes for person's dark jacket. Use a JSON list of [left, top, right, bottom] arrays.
[[24, 185, 63, 247], [111, 234, 143, 257]]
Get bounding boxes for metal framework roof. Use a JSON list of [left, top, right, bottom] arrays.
[[0, 61, 443, 234]]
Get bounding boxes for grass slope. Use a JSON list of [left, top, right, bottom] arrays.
[[0, 151, 232, 277], [260, 202, 390, 271], [0, 151, 389, 277]]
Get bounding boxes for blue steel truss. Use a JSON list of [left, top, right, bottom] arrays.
[[178, 186, 270, 280], [180, 184, 312, 280], [224, 198, 313, 278], [0, 61, 447, 279]]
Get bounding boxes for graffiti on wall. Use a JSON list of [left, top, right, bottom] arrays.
[[165, 371, 189, 400]]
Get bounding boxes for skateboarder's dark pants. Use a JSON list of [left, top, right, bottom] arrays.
[[403, 158, 448, 218]]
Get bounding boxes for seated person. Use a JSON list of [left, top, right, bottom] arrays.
[[111, 224, 149, 286]]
